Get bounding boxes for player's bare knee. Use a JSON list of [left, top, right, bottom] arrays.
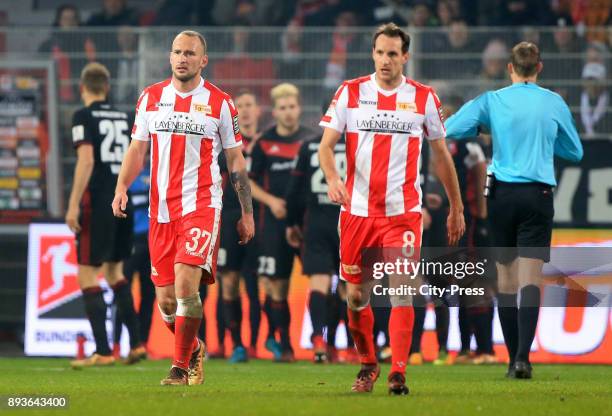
[[518, 257, 543, 289], [77, 265, 100, 289], [497, 262, 518, 293], [310, 274, 330, 293], [103, 262, 125, 286], [221, 272, 240, 300], [158, 298, 177, 316], [270, 287, 283, 302], [498, 277, 517, 293], [346, 283, 364, 309], [497, 272, 518, 293], [222, 280, 239, 300], [269, 279, 288, 301], [347, 291, 369, 310], [278, 280, 290, 298]]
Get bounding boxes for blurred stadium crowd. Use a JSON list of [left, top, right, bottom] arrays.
[[5, 0, 610, 30]]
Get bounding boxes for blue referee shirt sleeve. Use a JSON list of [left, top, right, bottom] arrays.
[[553, 99, 583, 162], [444, 93, 490, 139]]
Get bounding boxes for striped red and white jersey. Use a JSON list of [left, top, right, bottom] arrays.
[[320, 73, 446, 218], [132, 77, 242, 223]]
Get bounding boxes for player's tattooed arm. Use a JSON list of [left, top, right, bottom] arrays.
[[230, 169, 253, 214]]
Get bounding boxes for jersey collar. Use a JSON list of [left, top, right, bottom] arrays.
[[171, 76, 205, 97], [89, 99, 109, 108], [511, 81, 538, 88], [370, 72, 406, 96]]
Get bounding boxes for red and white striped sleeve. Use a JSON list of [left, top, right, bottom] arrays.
[[219, 97, 243, 149], [131, 89, 150, 142], [319, 83, 349, 133], [423, 88, 446, 140]]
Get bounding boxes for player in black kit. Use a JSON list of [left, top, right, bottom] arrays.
[[409, 105, 493, 366], [217, 90, 262, 362], [285, 131, 346, 363], [66, 63, 144, 368], [445, 98, 495, 365], [248, 83, 313, 362]]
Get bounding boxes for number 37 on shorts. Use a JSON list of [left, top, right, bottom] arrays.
[[149, 208, 221, 286]]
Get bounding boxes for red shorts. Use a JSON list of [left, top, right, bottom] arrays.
[[339, 211, 422, 284], [149, 208, 221, 287]]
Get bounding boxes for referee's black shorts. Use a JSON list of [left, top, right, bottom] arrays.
[[487, 180, 554, 264]]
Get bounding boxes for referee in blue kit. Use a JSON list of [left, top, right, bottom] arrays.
[[445, 42, 583, 379]]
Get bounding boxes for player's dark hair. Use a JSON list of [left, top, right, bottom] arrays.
[[80, 62, 110, 95], [235, 89, 258, 103], [372, 22, 411, 53], [511, 41, 540, 77], [53, 4, 80, 27], [177, 30, 207, 54]]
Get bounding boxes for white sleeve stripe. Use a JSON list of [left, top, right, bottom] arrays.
[[131, 135, 150, 142], [132, 91, 150, 141], [322, 84, 349, 132], [319, 121, 344, 133], [424, 91, 446, 140], [219, 99, 241, 147], [222, 141, 242, 150]]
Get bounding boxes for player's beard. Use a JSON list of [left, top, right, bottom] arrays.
[[173, 69, 198, 83]]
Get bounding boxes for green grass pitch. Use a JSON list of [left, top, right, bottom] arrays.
[[1, 358, 611, 415]]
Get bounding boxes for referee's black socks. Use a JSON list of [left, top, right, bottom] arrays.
[[497, 293, 518, 366], [83, 286, 112, 356], [517, 285, 541, 363]]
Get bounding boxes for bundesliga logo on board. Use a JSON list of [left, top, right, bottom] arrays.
[[37, 237, 80, 315], [24, 224, 125, 356]]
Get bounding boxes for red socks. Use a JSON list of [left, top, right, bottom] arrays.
[[161, 315, 199, 369], [346, 304, 415, 372], [347, 305, 377, 365], [172, 315, 201, 370], [389, 306, 415, 374]]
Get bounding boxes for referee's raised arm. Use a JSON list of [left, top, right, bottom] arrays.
[[445, 41, 583, 380]]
